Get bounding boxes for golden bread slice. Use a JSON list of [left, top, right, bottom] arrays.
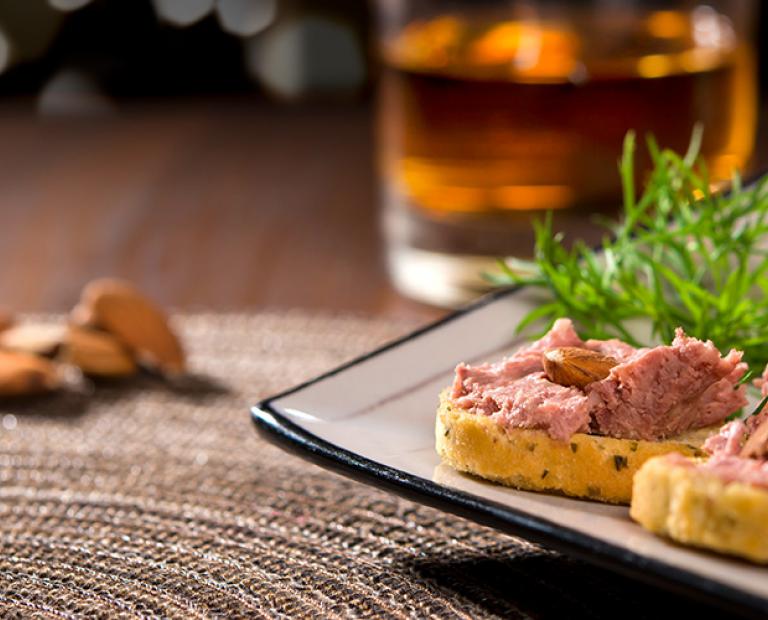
[[630, 456, 768, 563], [435, 390, 713, 504]]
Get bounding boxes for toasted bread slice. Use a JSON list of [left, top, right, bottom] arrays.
[[630, 456, 768, 563], [436, 390, 713, 504]]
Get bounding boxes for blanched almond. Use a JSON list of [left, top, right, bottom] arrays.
[[73, 278, 185, 375], [0, 324, 66, 357], [542, 347, 617, 390], [64, 325, 137, 377], [0, 351, 59, 396]]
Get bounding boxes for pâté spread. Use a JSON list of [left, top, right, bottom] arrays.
[[665, 371, 768, 490], [451, 319, 748, 442]]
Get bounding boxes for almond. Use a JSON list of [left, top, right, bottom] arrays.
[[72, 278, 185, 375], [64, 325, 137, 378], [0, 324, 67, 357], [0, 351, 60, 396], [740, 421, 768, 459], [0, 309, 12, 332], [542, 347, 617, 390]]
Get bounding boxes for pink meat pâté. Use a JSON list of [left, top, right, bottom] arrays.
[[451, 319, 747, 442], [688, 402, 768, 490]]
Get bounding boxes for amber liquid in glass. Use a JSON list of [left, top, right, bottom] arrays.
[[378, 10, 756, 304]]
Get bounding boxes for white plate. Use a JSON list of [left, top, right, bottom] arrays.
[[252, 289, 767, 617]]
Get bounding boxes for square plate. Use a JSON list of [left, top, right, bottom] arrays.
[[252, 289, 767, 618]]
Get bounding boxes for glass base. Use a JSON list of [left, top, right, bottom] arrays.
[[381, 191, 533, 308], [387, 245, 501, 308], [381, 188, 612, 308]]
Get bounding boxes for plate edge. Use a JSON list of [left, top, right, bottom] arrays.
[[252, 286, 517, 408], [252, 403, 767, 618]]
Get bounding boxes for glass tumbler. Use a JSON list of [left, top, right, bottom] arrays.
[[375, 0, 758, 306]]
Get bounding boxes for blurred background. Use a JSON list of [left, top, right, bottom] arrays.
[[0, 0, 766, 322]]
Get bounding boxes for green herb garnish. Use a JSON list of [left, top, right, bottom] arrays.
[[748, 394, 768, 419], [735, 369, 756, 390], [494, 129, 768, 369]]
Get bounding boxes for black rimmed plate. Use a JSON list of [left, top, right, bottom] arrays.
[[252, 288, 768, 618]]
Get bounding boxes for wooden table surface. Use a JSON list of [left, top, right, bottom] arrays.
[[0, 97, 764, 325], [0, 98, 445, 324]]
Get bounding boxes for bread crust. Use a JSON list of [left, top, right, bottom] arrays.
[[630, 456, 768, 562], [435, 390, 712, 504]]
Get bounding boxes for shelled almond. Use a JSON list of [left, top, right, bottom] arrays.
[[72, 278, 185, 375], [0, 278, 186, 398], [0, 351, 60, 396], [542, 347, 617, 390], [64, 325, 137, 378]]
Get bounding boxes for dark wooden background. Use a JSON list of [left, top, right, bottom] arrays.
[[0, 98, 444, 323], [0, 97, 765, 324]]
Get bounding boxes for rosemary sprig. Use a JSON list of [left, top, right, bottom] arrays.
[[494, 130, 768, 369]]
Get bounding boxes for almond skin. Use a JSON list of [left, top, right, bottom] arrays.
[[0, 309, 12, 332], [64, 325, 137, 378], [0, 351, 60, 396], [72, 278, 185, 375], [0, 324, 67, 357], [542, 347, 618, 390], [741, 421, 768, 459]]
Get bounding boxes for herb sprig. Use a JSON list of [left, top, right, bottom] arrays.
[[492, 129, 768, 369]]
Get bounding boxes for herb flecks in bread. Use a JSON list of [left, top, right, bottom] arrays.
[[437, 391, 711, 504], [631, 399, 768, 562], [630, 455, 768, 563]]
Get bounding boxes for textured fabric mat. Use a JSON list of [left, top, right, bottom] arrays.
[[0, 312, 717, 619]]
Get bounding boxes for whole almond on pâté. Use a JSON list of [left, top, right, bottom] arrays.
[[64, 325, 137, 378], [72, 279, 185, 375], [542, 347, 617, 390], [0, 351, 60, 396]]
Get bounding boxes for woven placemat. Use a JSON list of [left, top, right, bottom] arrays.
[[0, 312, 715, 619]]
